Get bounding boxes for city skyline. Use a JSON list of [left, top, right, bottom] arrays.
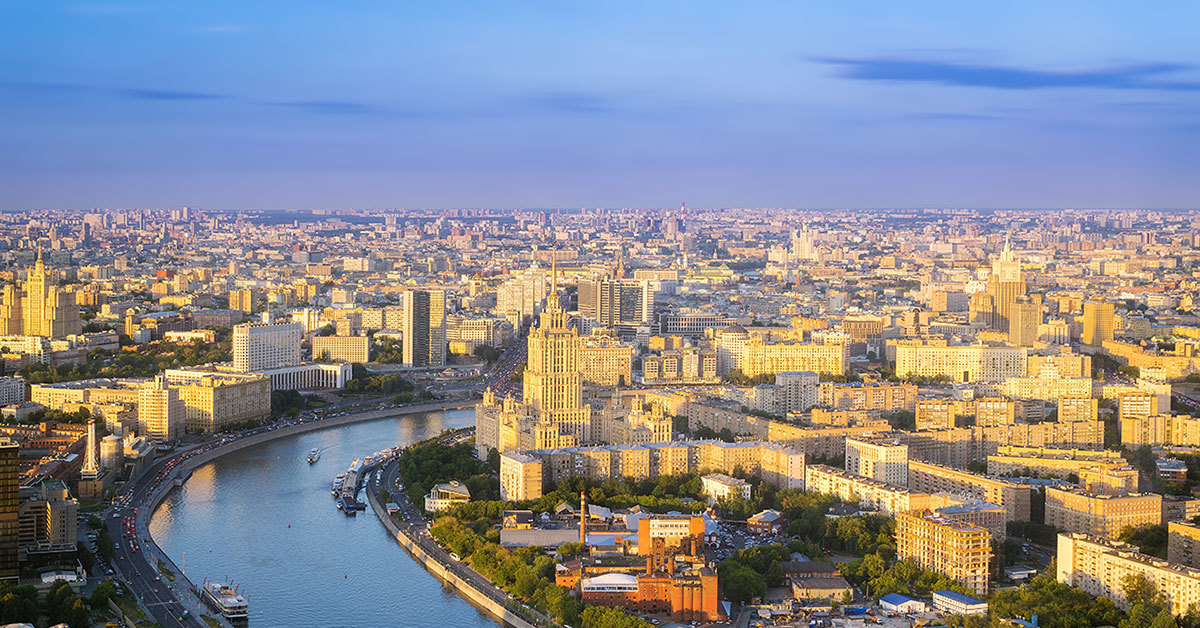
[[4, 2, 1200, 210]]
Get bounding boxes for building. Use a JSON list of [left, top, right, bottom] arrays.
[[1081, 301, 1115, 348], [232, 322, 303, 372], [162, 370, 271, 433], [894, 340, 1026, 383], [845, 437, 908, 486], [999, 363, 1093, 402], [0, 377, 25, 407], [1058, 533, 1200, 614], [775, 371, 819, 413], [0, 251, 83, 340], [805, 464, 932, 516], [915, 399, 958, 431], [1059, 396, 1099, 423], [137, 376, 185, 443], [312, 335, 370, 363], [1168, 521, 1200, 569], [700, 473, 751, 504], [817, 381, 917, 413], [17, 479, 77, 551], [476, 264, 593, 455], [577, 277, 653, 328], [896, 511, 991, 595], [0, 438, 17, 584], [578, 332, 635, 387], [907, 460, 1031, 523], [740, 336, 848, 378], [424, 481, 471, 512], [1045, 487, 1162, 538], [1008, 296, 1041, 347], [497, 439, 806, 501], [402, 289, 447, 368], [640, 348, 719, 385], [499, 452, 543, 502], [932, 590, 988, 616], [747, 509, 786, 534], [879, 593, 927, 614]]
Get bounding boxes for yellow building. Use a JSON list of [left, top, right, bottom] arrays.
[[845, 437, 909, 486], [164, 371, 271, 433], [999, 363, 1093, 402], [579, 332, 635, 387], [312, 335, 370, 364], [975, 398, 1017, 427], [0, 251, 82, 340], [1058, 533, 1200, 614], [499, 439, 806, 500], [805, 464, 932, 516], [907, 460, 1031, 523], [741, 336, 848, 377], [817, 382, 917, 412], [1045, 487, 1161, 538], [915, 399, 960, 430], [896, 511, 991, 596], [1081, 300, 1115, 347], [1059, 396, 1099, 423], [894, 340, 1026, 383], [1168, 521, 1200, 569], [499, 452, 543, 502]]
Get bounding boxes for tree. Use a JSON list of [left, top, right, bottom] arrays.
[[722, 565, 766, 604]]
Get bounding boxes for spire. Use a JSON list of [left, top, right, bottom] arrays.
[[548, 250, 560, 312]]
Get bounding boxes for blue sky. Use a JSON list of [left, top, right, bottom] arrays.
[[2, 1, 1198, 209]]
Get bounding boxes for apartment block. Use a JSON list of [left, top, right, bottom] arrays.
[[1168, 521, 1200, 569], [817, 382, 917, 413], [896, 511, 991, 596], [805, 464, 931, 516], [893, 340, 1026, 383], [1058, 533, 1200, 614], [500, 439, 806, 501], [312, 335, 370, 363], [907, 460, 1031, 523], [1045, 487, 1162, 539], [845, 437, 908, 487]]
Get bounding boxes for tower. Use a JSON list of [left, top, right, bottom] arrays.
[[1082, 300, 1115, 347], [986, 239, 1025, 332], [81, 418, 101, 477], [580, 490, 587, 546], [0, 439, 18, 584], [522, 253, 590, 441]]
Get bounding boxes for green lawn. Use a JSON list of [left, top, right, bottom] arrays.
[[201, 615, 222, 628], [114, 593, 151, 623], [78, 499, 106, 512], [307, 399, 329, 407], [157, 558, 176, 582]]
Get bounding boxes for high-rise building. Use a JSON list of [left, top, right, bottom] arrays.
[[0, 250, 82, 339], [577, 277, 653, 328], [232, 321, 303, 372], [523, 268, 590, 439], [845, 437, 909, 486], [1008, 296, 1041, 347], [896, 511, 991, 596], [312, 335, 370, 363], [1081, 300, 1115, 347], [137, 376, 185, 443], [1058, 533, 1200, 615], [0, 438, 19, 584], [402, 290, 446, 368], [985, 241, 1026, 332]]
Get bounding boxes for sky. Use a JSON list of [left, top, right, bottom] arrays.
[[2, 1, 1198, 210]]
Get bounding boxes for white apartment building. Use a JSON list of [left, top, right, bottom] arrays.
[[232, 322, 303, 372]]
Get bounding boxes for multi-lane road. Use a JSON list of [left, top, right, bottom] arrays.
[[368, 455, 553, 628]]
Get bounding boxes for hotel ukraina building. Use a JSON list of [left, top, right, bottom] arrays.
[[476, 268, 664, 457]]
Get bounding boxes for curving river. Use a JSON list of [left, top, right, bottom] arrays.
[[149, 409, 499, 628]]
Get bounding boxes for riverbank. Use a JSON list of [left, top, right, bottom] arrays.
[[130, 400, 474, 625], [364, 457, 548, 628]]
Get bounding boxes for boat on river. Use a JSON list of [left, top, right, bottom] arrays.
[[308, 448, 320, 464], [200, 579, 248, 621]]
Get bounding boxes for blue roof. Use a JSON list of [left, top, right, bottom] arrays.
[[880, 593, 919, 605], [934, 590, 986, 605]]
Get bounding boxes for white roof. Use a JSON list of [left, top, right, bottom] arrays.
[[583, 573, 637, 587]]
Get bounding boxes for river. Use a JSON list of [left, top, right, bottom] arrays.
[[149, 408, 500, 628]]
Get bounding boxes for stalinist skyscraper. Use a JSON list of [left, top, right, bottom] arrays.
[[0, 249, 83, 339], [984, 239, 1026, 333], [522, 258, 590, 439]]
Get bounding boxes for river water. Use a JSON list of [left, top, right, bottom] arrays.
[[149, 409, 499, 628]]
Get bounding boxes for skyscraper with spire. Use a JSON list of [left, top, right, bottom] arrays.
[[522, 255, 590, 440], [984, 239, 1026, 333], [0, 249, 83, 339]]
